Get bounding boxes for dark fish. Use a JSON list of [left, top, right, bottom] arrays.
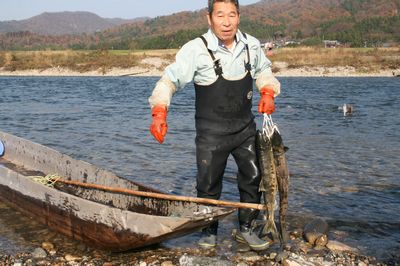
[[256, 130, 280, 242], [270, 129, 290, 245]]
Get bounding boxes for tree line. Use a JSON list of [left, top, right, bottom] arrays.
[[0, 15, 399, 50]]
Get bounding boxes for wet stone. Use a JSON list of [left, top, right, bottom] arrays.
[[48, 249, 57, 256], [282, 259, 302, 266], [65, 254, 82, 262], [241, 251, 258, 258], [326, 240, 357, 253], [290, 229, 302, 239], [269, 252, 277, 260], [308, 248, 327, 256], [235, 243, 251, 252], [275, 251, 289, 263], [298, 242, 311, 254], [68, 262, 81, 266], [32, 247, 48, 259], [36, 260, 51, 265], [42, 241, 55, 251], [160, 261, 174, 266], [23, 259, 35, 266], [242, 255, 263, 263]]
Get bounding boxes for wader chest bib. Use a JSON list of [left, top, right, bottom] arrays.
[[194, 36, 254, 135]]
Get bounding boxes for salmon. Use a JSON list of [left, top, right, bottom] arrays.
[[256, 130, 280, 242], [270, 129, 290, 245]]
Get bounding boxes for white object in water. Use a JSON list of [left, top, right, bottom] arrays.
[[343, 104, 353, 116]]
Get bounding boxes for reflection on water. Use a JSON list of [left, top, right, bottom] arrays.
[[0, 76, 399, 260]]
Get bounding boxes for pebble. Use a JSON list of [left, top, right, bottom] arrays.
[[178, 254, 191, 266], [31, 247, 47, 259], [42, 241, 55, 251], [65, 254, 82, 262], [243, 255, 263, 262], [236, 243, 251, 252], [269, 252, 277, 260], [283, 259, 302, 266], [290, 229, 302, 239], [12, 262, 23, 266], [241, 251, 258, 258], [298, 242, 311, 254], [160, 261, 174, 266], [326, 240, 358, 253], [23, 259, 34, 266], [48, 249, 57, 256], [275, 251, 289, 263]]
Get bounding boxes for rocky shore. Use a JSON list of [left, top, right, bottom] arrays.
[[1, 228, 398, 266]]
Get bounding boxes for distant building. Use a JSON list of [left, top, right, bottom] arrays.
[[261, 41, 274, 49], [284, 40, 301, 46], [323, 40, 341, 48]]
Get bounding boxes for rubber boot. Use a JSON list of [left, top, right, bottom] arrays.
[[237, 209, 270, 251], [198, 221, 218, 248]]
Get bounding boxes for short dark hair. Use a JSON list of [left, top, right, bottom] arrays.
[[208, 0, 239, 14]]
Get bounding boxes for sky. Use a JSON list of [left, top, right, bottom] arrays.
[[0, 0, 261, 21]]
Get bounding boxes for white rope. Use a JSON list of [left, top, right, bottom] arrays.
[[262, 114, 280, 139]]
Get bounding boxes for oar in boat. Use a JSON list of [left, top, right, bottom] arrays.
[[49, 177, 266, 210]]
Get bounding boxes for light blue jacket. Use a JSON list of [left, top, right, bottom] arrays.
[[149, 29, 280, 107]]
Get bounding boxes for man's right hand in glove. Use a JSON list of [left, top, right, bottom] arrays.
[[150, 105, 168, 144]]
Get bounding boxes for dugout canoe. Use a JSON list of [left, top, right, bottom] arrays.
[[0, 131, 234, 251]]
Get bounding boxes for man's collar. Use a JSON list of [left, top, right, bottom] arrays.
[[206, 29, 247, 52]]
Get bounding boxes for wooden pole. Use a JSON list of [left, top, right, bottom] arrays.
[[55, 179, 265, 210]]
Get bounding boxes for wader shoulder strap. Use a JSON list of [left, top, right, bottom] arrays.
[[242, 33, 251, 72], [199, 36, 223, 76]]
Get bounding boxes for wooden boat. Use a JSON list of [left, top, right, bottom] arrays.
[[0, 131, 235, 251]]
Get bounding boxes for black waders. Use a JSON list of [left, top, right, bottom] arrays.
[[195, 36, 266, 250]]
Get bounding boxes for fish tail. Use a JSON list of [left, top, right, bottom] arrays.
[[279, 216, 288, 245], [262, 219, 280, 242]]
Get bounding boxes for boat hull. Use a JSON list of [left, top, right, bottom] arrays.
[[0, 131, 234, 251]]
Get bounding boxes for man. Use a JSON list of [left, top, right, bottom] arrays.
[[149, 0, 280, 251]]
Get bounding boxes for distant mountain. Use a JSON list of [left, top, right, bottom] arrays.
[[0, 0, 399, 50], [0, 11, 147, 35]]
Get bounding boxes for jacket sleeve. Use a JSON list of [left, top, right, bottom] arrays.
[[250, 37, 281, 97], [148, 40, 198, 108], [148, 74, 177, 108], [255, 68, 281, 97]]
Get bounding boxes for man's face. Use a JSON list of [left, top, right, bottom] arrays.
[[207, 2, 240, 47]]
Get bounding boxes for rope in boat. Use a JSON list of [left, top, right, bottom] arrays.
[[28, 174, 61, 187]]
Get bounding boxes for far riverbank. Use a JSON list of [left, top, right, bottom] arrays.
[[0, 64, 397, 77], [1, 47, 399, 77]]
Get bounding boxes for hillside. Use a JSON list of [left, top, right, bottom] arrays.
[[0, 0, 399, 50], [0, 11, 145, 35]]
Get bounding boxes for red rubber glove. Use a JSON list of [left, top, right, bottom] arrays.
[[150, 105, 168, 144], [258, 87, 275, 114]]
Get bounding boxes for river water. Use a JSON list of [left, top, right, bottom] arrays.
[[0, 76, 399, 260]]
